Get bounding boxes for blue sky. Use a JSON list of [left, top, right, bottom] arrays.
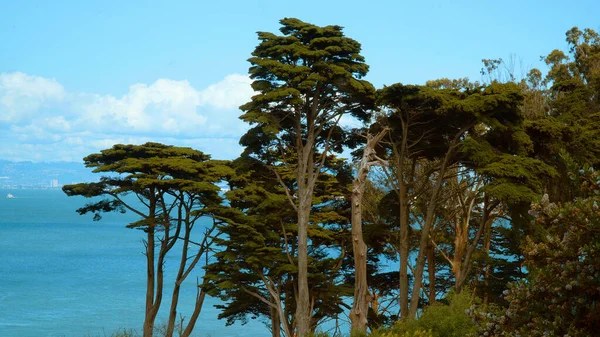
[[1, 0, 598, 162]]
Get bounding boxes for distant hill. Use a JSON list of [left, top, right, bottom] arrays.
[[0, 160, 97, 189]]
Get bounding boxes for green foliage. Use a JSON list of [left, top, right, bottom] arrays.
[[392, 290, 476, 337], [523, 27, 600, 202], [478, 171, 600, 336], [63, 142, 232, 227], [239, 17, 375, 160], [381, 291, 477, 337], [308, 331, 334, 337], [206, 155, 353, 331], [58, 24, 600, 337], [371, 330, 433, 337]]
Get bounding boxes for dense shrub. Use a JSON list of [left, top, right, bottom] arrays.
[[373, 330, 433, 337], [377, 290, 477, 337], [477, 170, 600, 336]]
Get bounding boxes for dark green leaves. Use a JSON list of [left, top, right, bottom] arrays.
[[63, 142, 232, 228]]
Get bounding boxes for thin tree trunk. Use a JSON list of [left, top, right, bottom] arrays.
[[408, 200, 438, 318], [399, 185, 410, 319], [166, 203, 187, 337], [453, 221, 467, 293], [408, 154, 456, 318], [427, 245, 436, 304], [350, 130, 387, 332], [143, 227, 155, 337], [181, 278, 208, 337], [370, 292, 380, 317], [166, 235, 188, 337], [149, 237, 167, 333], [143, 195, 157, 337], [391, 122, 411, 320], [271, 305, 281, 337], [482, 219, 493, 306], [408, 126, 472, 318], [456, 199, 494, 293]]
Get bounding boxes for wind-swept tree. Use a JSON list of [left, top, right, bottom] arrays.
[[62, 142, 232, 337], [239, 17, 375, 336]]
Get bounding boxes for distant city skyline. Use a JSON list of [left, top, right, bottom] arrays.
[[2, 0, 599, 162], [0, 160, 96, 188]]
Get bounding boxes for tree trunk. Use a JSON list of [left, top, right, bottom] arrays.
[[143, 196, 158, 337], [181, 278, 208, 337], [456, 198, 493, 294], [370, 292, 380, 316], [349, 131, 387, 332], [143, 227, 155, 337], [408, 210, 435, 318], [350, 187, 370, 332], [408, 155, 455, 318], [392, 144, 411, 320], [398, 179, 410, 319], [166, 283, 182, 337], [482, 220, 493, 306], [427, 245, 436, 304], [453, 221, 467, 293], [296, 197, 311, 337], [166, 238, 188, 337], [271, 301, 281, 337]]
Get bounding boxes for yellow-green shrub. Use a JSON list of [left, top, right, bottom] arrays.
[[381, 290, 478, 337], [375, 329, 433, 337]]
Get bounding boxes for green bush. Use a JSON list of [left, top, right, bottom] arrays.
[[309, 331, 334, 337], [478, 177, 600, 336], [370, 329, 433, 337], [382, 290, 478, 337]]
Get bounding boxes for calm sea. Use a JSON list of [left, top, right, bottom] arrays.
[[0, 189, 268, 337]]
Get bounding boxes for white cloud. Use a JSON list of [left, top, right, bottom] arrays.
[[75, 79, 208, 135], [0, 72, 65, 123], [339, 114, 365, 129], [198, 74, 254, 110], [0, 72, 254, 162]]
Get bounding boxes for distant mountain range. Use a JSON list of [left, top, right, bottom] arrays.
[[0, 160, 97, 189]]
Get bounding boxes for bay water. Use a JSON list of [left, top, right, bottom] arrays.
[[0, 189, 268, 337]]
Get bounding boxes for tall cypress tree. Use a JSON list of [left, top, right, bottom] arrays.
[[239, 18, 375, 336]]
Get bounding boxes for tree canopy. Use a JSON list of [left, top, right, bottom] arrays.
[[63, 22, 600, 337]]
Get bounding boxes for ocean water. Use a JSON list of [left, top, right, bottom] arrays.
[[0, 189, 267, 337]]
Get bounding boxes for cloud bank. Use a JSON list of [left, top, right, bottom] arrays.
[[0, 72, 254, 162]]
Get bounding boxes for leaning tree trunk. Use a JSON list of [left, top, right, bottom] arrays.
[[350, 130, 387, 332], [427, 245, 436, 304], [408, 148, 456, 318], [181, 278, 208, 337]]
